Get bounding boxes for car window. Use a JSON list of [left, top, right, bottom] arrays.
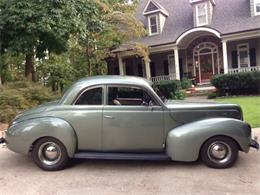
[[108, 86, 157, 106], [75, 87, 102, 105]]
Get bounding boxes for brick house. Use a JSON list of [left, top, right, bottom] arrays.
[[108, 0, 260, 84]]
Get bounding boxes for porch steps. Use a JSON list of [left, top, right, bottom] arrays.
[[186, 85, 216, 97]]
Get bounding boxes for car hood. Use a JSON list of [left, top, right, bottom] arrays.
[[165, 100, 243, 124]]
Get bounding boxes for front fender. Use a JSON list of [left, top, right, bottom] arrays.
[[166, 118, 251, 162], [6, 117, 77, 157]]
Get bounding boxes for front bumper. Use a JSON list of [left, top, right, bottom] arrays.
[[250, 136, 259, 150]]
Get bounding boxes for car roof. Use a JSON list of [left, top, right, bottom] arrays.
[[76, 75, 153, 87], [60, 76, 153, 105]]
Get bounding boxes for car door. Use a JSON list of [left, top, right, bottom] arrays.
[[102, 85, 165, 152], [62, 86, 104, 151]]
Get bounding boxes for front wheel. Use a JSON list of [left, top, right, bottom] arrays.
[[32, 137, 69, 171], [200, 136, 238, 169]]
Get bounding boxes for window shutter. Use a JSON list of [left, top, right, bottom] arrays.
[[231, 50, 238, 68], [250, 48, 256, 67]]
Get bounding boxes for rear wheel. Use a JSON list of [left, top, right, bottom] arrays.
[[32, 137, 69, 171], [200, 136, 238, 169]]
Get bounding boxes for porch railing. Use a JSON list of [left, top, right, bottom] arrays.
[[150, 74, 176, 82], [228, 66, 260, 74]]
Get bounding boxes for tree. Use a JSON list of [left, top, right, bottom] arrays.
[[0, 0, 98, 81], [70, 0, 147, 76]]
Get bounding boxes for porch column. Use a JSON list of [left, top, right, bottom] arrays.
[[118, 54, 125, 75], [222, 40, 228, 74], [144, 60, 151, 79], [174, 47, 180, 80]]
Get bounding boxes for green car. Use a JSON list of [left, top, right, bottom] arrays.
[[0, 76, 258, 171]]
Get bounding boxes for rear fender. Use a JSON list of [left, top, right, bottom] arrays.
[[166, 118, 251, 162], [6, 117, 77, 157]]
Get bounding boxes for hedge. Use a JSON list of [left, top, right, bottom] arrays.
[[0, 81, 60, 123], [153, 80, 185, 100], [211, 71, 260, 96]]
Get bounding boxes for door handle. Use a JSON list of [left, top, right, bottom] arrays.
[[104, 115, 114, 119]]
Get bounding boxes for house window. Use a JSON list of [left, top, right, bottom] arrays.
[[196, 3, 208, 26], [148, 15, 159, 35], [237, 43, 250, 68], [254, 0, 260, 15]]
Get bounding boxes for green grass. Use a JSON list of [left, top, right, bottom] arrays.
[[216, 96, 260, 128]]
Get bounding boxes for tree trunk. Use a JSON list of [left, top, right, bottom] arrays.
[[25, 54, 36, 82], [86, 37, 92, 76]]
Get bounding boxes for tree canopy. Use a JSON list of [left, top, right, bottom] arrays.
[[0, 0, 147, 91]]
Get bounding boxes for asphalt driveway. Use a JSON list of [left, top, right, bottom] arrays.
[[0, 129, 259, 195]]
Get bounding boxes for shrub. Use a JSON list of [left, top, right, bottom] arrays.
[[181, 79, 192, 89], [0, 81, 60, 123], [207, 92, 219, 99], [153, 80, 182, 99], [211, 71, 260, 96]]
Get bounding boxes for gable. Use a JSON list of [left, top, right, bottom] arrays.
[[143, 0, 169, 16], [146, 1, 158, 12]]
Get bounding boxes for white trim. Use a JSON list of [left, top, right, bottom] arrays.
[[254, 0, 260, 16], [237, 43, 250, 68], [176, 27, 221, 45], [222, 30, 260, 42], [196, 2, 208, 26], [148, 14, 160, 35]]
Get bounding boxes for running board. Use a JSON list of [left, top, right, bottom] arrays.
[[74, 152, 170, 161]]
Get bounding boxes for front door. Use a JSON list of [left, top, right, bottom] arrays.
[[200, 53, 213, 83], [102, 85, 164, 152]]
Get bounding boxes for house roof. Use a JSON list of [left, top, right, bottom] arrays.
[[136, 0, 260, 47]]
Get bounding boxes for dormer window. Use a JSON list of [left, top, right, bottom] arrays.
[[148, 15, 159, 35], [143, 0, 169, 36], [196, 3, 208, 26], [254, 0, 260, 15]]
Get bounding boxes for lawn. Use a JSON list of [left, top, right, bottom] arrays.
[[216, 96, 260, 128]]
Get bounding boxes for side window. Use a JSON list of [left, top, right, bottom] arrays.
[[108, 86, 157, 106], [75, 87, 102, 105]]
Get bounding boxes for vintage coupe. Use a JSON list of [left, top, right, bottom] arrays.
[[0, 76, 258, 171]]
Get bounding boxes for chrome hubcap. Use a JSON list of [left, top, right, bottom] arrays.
[[207, 141, 232, 164], [38, 142, 61, 166]]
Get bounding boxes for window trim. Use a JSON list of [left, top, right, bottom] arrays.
[[105, 84, 162, 107], [237, 43, 250, 68], [254, 0, 260, 16], [73, 85, 105, 106], [196, 2, 208, 26], [148, 14, 160, 35]]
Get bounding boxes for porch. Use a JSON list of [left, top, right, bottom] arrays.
[[108, 29, 260, 85]]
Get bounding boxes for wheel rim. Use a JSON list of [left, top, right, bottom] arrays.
[[38, 142, 62, 166], [207, 141, 232, 164]]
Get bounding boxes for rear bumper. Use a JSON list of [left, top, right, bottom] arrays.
[[0, 137, 6, 144], [250, 137, 259, 150], [0, 130, 6, 144]]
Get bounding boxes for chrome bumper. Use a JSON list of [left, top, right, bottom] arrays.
[[0, 130, 6, 144], [250, 136, 259, 150]]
